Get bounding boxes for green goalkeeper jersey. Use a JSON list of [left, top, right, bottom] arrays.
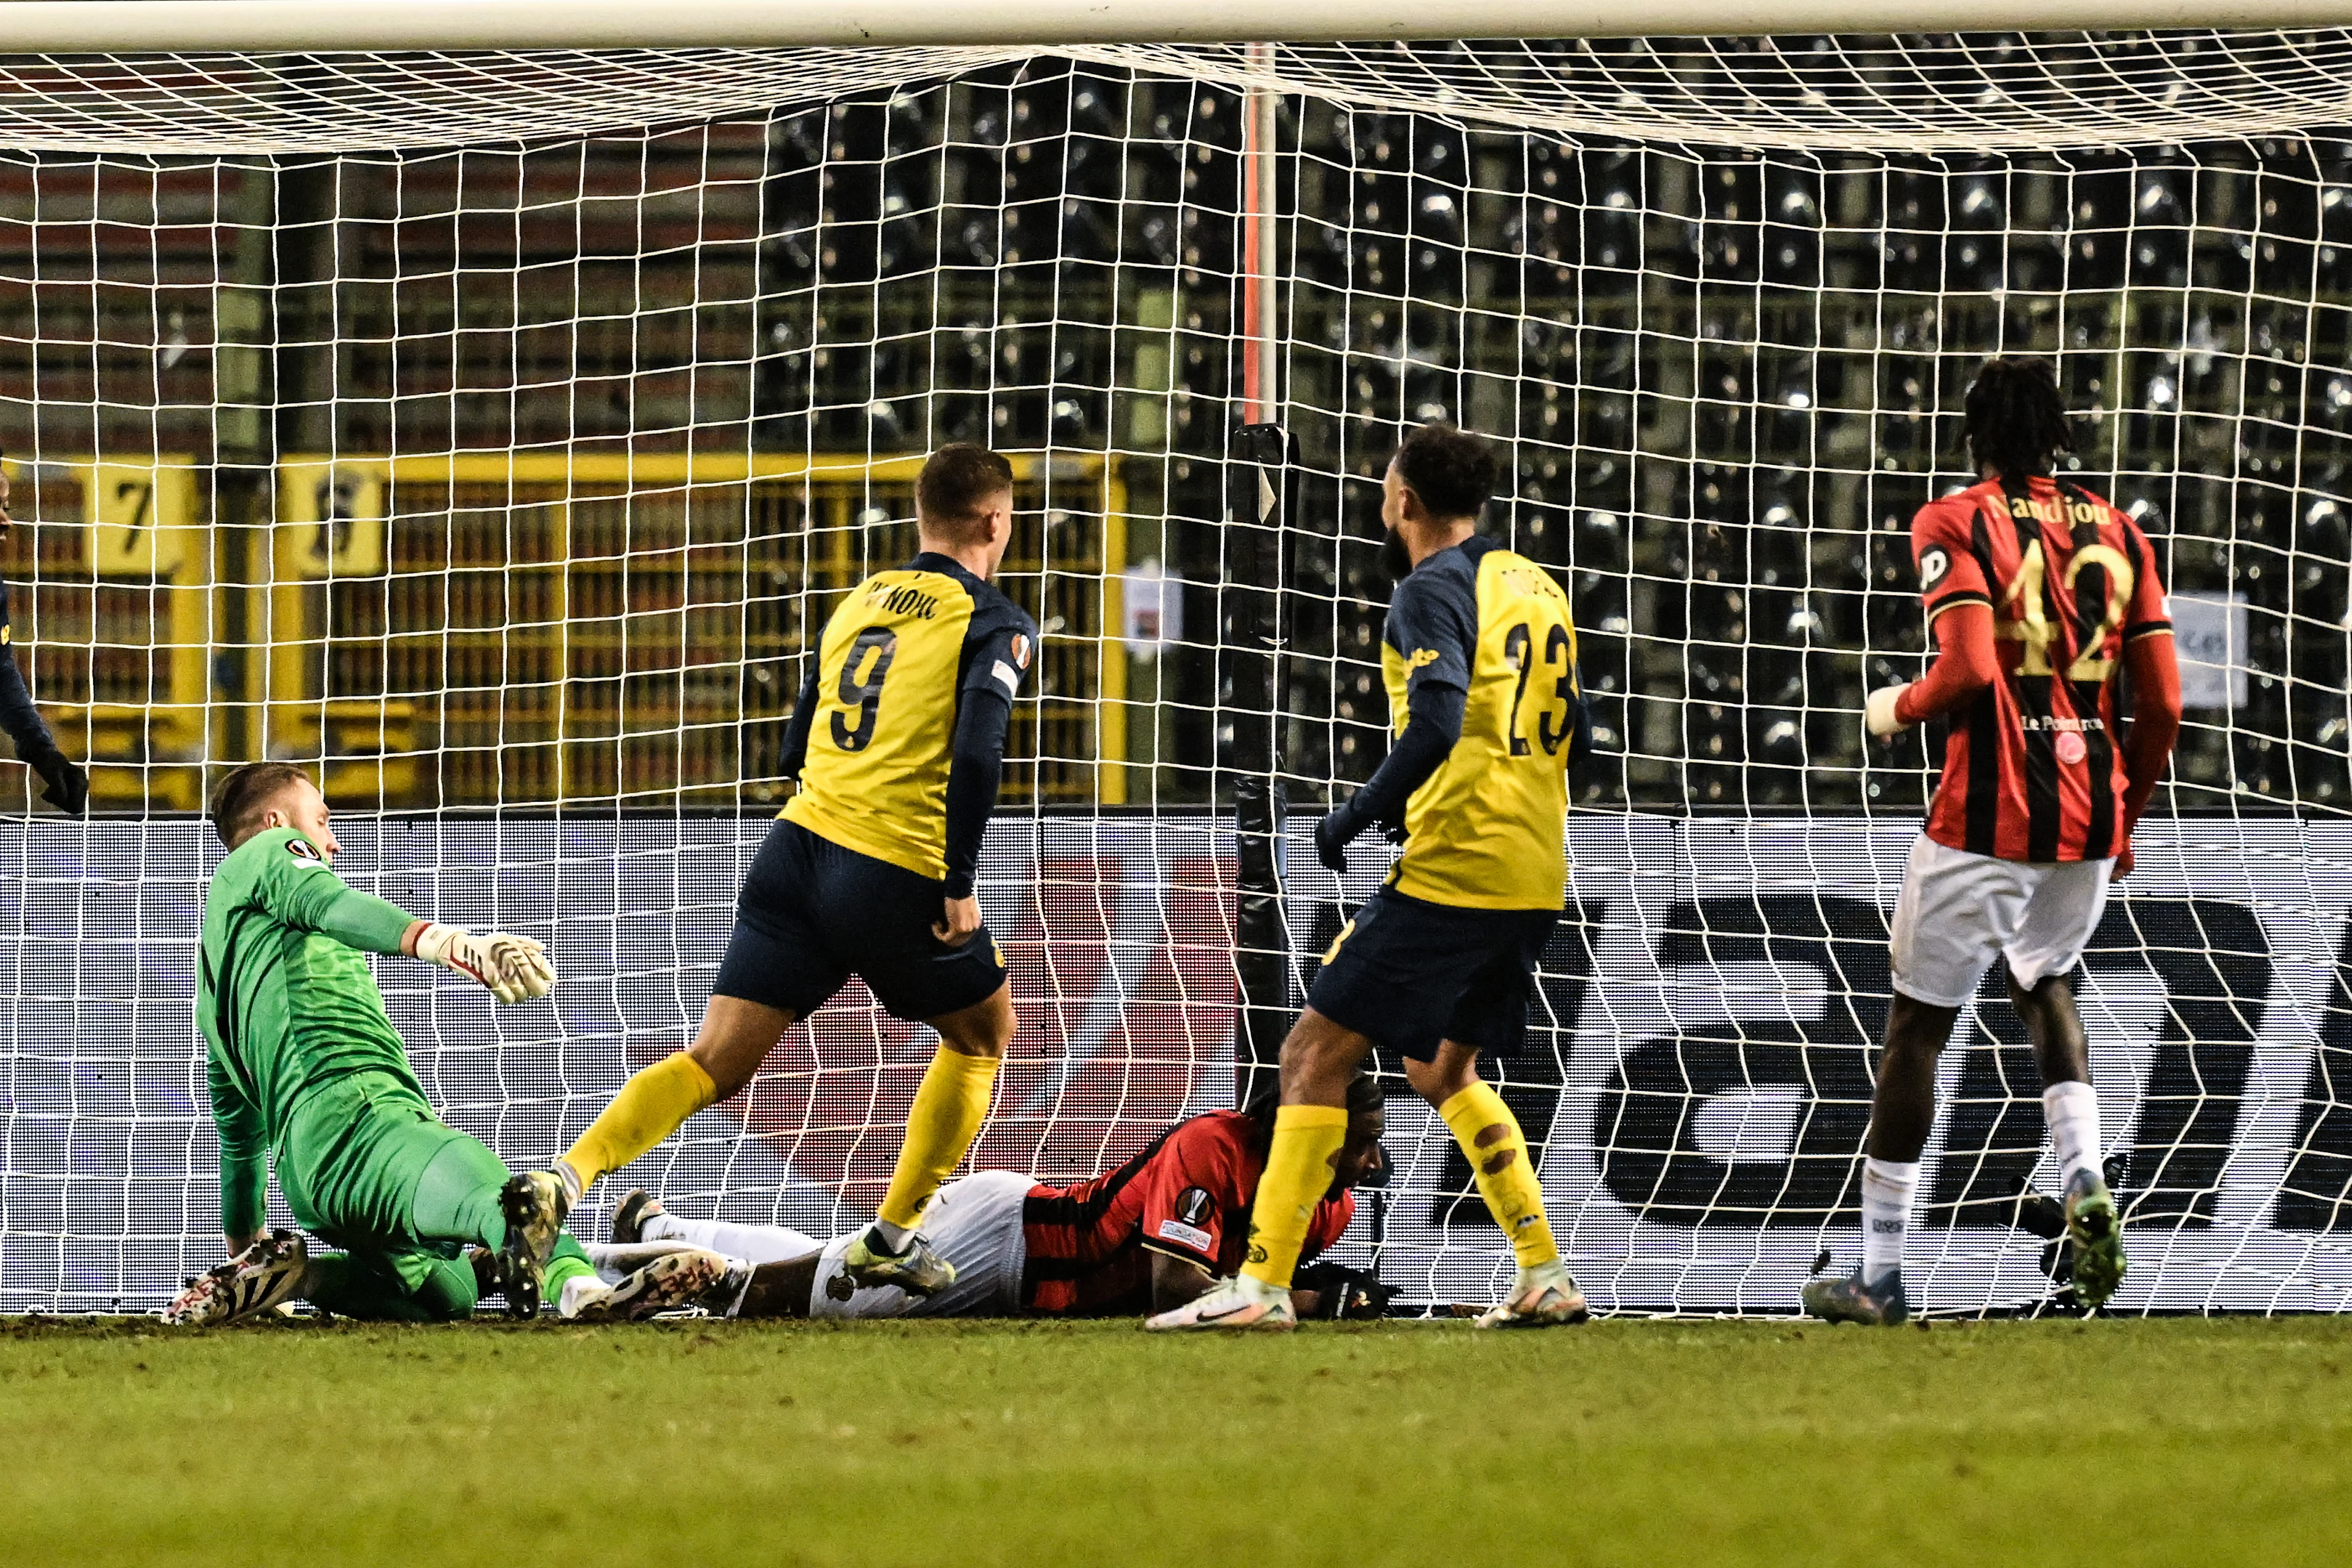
[[197, 827, 424, 1237]]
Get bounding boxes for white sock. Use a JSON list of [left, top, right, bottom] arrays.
[[1860, 1158, 1921, 1286], [2043, 1081, 2103, 1188], [557, 1274, 609, 1318], [870, 1216, 911, 1251], [641, 1213, 825, 1267]]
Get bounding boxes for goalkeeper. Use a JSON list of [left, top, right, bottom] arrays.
[[169, 762, 571, 1324]]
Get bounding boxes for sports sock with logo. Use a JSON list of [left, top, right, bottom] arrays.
[[1437, 1082, 1559, 1270], [1238, 1103, 1350, 1291], [560, 1052, 720, 1194], [1860, 1157, 1920, 1286], [875, 1047, 1002, 1233], [2042, 1080, 2103, 1188]]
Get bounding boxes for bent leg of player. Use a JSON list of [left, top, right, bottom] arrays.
[[1807, 837, 2020, 1326], [1147, 1009, 1363, 1332], [843, 984, 1015, 1296], [2003, 858, 2125, 1310], [301, 1245, 484, 1322], [277, 1074, 563, 1317], [1401, 916, 1585, 1329]]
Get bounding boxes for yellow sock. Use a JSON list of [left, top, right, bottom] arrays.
[[1439, 1083, 1559, 1270], [562, 1052, 719, 1191], [1238, 1104, 1349, 1291], [875, 1048, 1003, 1231]]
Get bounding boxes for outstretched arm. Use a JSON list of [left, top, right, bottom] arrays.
[[254, 835, 553, 1001]]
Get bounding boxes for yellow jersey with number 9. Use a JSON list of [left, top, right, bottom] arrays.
[[1379, 536, 1579, 911], [783, 552, 1036, 881]]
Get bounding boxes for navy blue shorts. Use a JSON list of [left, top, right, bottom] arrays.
[[712, 819, 1007, 1023], [1306, 886, 1558, 1063]]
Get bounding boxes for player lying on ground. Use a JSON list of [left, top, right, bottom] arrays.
[[167, 762, 575, 1325], [581, 1075, 1389, 1322], [1807, 355, 2184, 1327], [1152, 423, 1591, 1333], [551, 444, 1038, 1298]]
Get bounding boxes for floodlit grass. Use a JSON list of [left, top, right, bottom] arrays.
[[3, 1315, 2345, 1567]]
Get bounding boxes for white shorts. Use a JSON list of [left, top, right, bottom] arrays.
[[1887, 834, 2113, 1008], [807, 1170, 1032, 1321]]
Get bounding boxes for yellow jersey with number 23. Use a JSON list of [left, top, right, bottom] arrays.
[[1379, 535, 1579, 911]]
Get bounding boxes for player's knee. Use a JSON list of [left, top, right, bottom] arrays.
[[417, 1256, 482, 1321]]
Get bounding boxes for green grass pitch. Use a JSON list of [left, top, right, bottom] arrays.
[[4, 1315, 2346, 1566]]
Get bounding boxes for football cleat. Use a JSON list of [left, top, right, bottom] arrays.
[[1144, 1276, 1297, 1332], [164, 1230, 309, 1327], [494, 1169, 570, 1318], [2064, 1169, 2128, 1311], [842, 1227, 957, 1297], [609, 1188, 666, 1246], [1802, 1267, 1910, 1327], [562, 1248, 730, 1322], [1475, 1261, 1591, 1329]]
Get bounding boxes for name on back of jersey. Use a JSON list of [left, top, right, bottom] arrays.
[[866, 580, 941, 619]]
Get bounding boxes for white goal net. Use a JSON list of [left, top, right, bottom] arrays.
[[4, 28, 2352, 1314]]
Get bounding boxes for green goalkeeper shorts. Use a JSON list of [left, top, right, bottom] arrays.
[[275, 1071, 513, 1294]]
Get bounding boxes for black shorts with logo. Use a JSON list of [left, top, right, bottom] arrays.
[[713, 818, 1006, 1022], [1306, 886, 1558, 1062]]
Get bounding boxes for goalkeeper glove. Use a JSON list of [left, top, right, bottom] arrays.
[[413, 925, 556, 1003], [23, 745, 87, 816], [1864, 683, 1912, 739]]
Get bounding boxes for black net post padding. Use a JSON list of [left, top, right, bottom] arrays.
[[1221, 422, 1298, 1110]]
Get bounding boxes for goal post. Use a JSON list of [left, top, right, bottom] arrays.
[[4, 24, 2352, 1314]]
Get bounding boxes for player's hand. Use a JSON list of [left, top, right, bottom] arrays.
[[1314, 805, 1362, 875], [24, 745, 88, 815], [934, 894, 982, 948], [413, 925, 556, 1003], [1864, 683, 1912, 739], [2112, 839, 2135, 883]]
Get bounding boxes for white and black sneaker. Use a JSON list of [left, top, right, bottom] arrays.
[[164, 1231, 310, 1326]]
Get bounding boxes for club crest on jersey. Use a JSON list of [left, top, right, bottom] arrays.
[[1008, 632, 1031, 671], [1919, 547, 1950, 591], [1175, 1186, 1215, 1226], [285, 839, 322, 861]]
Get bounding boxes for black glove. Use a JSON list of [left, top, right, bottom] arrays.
[[25, 746, 87, 816], [1314, 801, 1363, 876], [1294, 1262, 1395, 1321]]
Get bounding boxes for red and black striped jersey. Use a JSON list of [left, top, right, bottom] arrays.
[[1019, 1110, 1356, 1316], [1912, 474, 2171, 863]]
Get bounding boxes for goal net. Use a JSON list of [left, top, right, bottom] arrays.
[[5, 27, 2352, 1315]]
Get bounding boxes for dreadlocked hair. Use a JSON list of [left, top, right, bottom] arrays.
[[1240, 1072, 1384, 1140], [1963, 355, 2075, 480]]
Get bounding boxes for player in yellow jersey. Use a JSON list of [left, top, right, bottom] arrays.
[[1150, 422, 1591, 1331], [549, 445, 1038, 1294]]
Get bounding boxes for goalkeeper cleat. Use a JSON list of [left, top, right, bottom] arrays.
[[494, 1169, 570, 1318], [1144, 1275, 1297, 1332], [1803, 1267, 1910, 1327], [1474, 1261, 1590, 1329], [2064, 1169, 2128, 1311], [164, 1230, 309, 1327], [562, 1247, 729, 1322], [609, 1187, 666, 1245], [842, 1226, 957, 1297]]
